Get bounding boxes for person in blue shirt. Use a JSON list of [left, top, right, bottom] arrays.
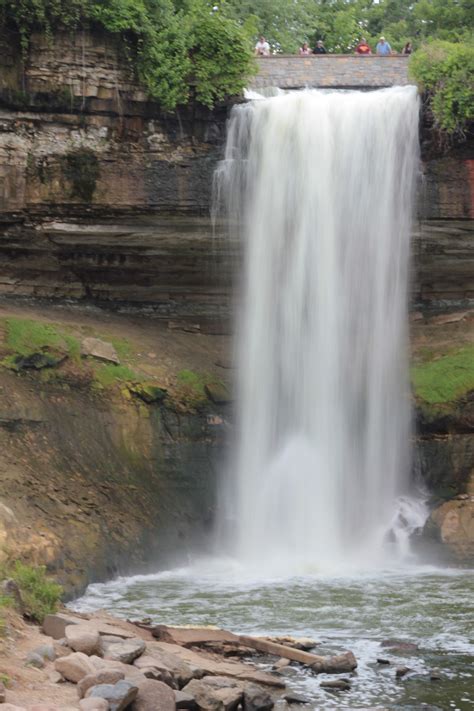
[[376, 36, 392, 55]]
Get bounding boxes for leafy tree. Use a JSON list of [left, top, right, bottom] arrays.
[[409, 40, 474, 134]]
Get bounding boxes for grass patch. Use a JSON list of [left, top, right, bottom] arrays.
[[5, 318, 64, 355], [94, 363, 141, 388], [411, 345, 474, 405], [3, 317, 80, 360], [110, 337, 133, 360], [1, 562, 62, 623], [175, 369, 224, 408], [177, 369, 208, 396]]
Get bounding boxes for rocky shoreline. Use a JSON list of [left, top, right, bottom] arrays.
[[0, 607, 361, 710]]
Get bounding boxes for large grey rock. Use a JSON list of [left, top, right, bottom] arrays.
[[175, 690, 198, 709], [55, 651, 97, 682], [104, 638, 146, 664], [78, 670, 126, 699], [25, 652, 45, 668], [32, 643, 56, 661], [310, 651, 357, 674], [87, 680, 138, 711], [81, 338, 119, 364], [131, 678, 176, 710], [43, 613, 81, 639], [242, 684, 274, 711], [182, 676, 243, 711], [79, 700, 110, 711], [134, 655, 175, 687], [67, 625, 101, 656]]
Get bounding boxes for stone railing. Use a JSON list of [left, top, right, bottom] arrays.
[[250, 55, 411, 90]]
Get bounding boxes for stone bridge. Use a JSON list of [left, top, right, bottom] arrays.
[[249, 56, 411, 91]]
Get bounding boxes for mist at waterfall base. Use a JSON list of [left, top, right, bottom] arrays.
[[73, 89, 474, 709], [215, 85, 425, 573]]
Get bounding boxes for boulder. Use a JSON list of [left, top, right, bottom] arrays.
[[55, 651, 97, 682], [67, 625, 101, 656], [282, 693, 309, 704], [78, 670, 126, 699], [175, 690, 198, 709], [32, 644, 56, 661], [86, 680, 138, 711], [429, 497, 474, 561], [310, 651, 357, 674], [320, 678, 351, 691], [182, 676, 243, 711], [81, 338, 119, 364], [104, 638, 146, 664], [430, 667, 442, 680], [25, 652, 45, 668], [79, 700, 110, 711], [131, 678, 176, 711], [43, 613, 81, 639], [133, 655, 176, 687], [395, 666, 411, 678], [242, 684, 274, 710]]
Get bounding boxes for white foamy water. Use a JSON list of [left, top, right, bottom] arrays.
[[214, 86, 424, 571]]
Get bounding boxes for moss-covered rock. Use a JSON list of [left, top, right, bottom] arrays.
[[129, 383, 167, 404]]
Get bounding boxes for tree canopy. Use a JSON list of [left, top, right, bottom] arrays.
[[225, 0, 473, 54]]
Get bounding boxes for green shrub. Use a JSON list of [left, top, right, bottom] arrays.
[[7, 562, 62, 623], [409, 40, 474, 134]]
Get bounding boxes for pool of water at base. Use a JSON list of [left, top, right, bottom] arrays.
[[71, 559, 474, 710]]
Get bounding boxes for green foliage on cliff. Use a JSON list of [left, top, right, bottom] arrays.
[[411, 345, 474, 405], [5, 562, 62, 622], [0, 0, 255, 110], [409, 40, 474, 134]]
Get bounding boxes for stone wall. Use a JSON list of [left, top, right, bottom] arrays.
[[250, 55, 411, 90]]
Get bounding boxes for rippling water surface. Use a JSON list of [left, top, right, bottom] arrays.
[[73, 560, 474, 709]]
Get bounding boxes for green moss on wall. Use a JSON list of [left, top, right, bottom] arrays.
[[411, 345, 474, 405], [61, 148, 100, 202]]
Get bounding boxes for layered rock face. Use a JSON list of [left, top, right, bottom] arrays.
[[0, 30, 232, 316], [0, 29, 472, 313]]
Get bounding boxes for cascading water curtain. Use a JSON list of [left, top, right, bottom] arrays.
[[214, 86, 421, 572]]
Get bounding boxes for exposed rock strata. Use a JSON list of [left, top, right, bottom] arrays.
[[0, 29, 472, 315]]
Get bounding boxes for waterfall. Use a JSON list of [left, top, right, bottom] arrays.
[[215, 86, 422, 572]]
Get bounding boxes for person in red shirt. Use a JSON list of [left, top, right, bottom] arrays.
[[355, 38, 372, 55]]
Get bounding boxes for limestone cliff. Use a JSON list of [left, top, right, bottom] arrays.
[[0, 27, 472, 575]]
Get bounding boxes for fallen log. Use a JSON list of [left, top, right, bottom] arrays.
[[238, 635, 357, 673]]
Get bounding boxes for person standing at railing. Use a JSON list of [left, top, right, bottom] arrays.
[[255, 36, 270, 56], [402, 41, 413, 55], [355, 38, 372, 55], [313, 40, 327, 54], [376, 36, 392, 55], [299, 42, 312, 55]]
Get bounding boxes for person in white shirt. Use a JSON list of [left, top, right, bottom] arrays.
[[255, 36, 270, 56]]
